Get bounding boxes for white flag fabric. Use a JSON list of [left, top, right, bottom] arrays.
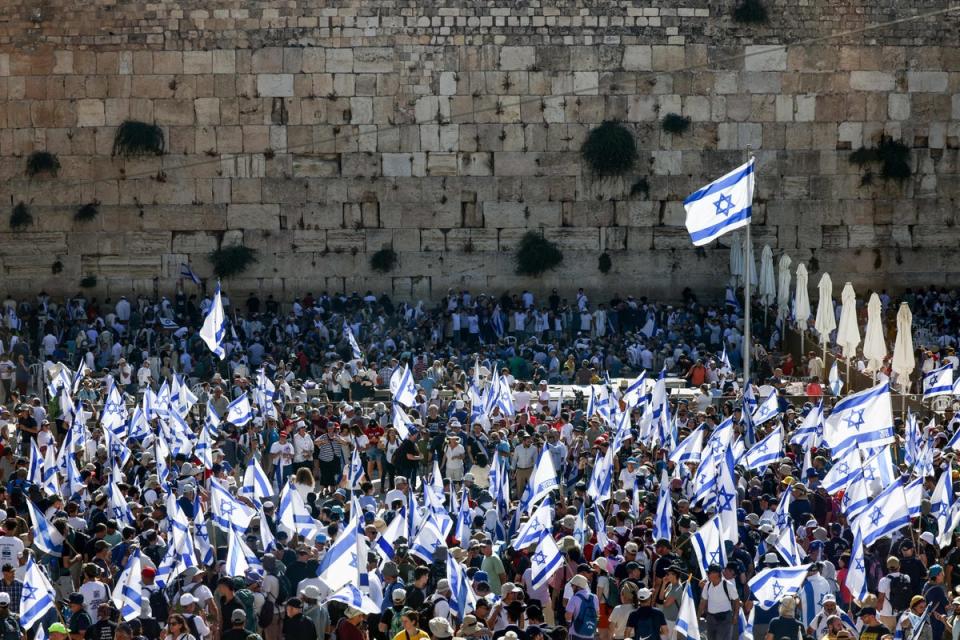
[[390, 364, 417, 407], [748, 564, 812, 609], [19, 558, 55, 630], [923, 364, 954, 399], [27, 500, 63, 557], [845, 526, 868, 603], [530, 534, 564, 590], [823, 382, 894, 452], [692, 514, 727, 575], [199, 284, 227, 359], [856, 476, 910, 546], [209, 478, 256, 533], [240, 457, 275, 505], [323, 584, 380, 615], [676, 583, 701, 640], [111, 549, 144, 621], [751, 391, 780, 427], [652, 469, 672, 543], [225, 394, 254, 427], [741, 424, 783, 471], [684, 158, 755, 246], [512, 498, 554, 549], [277, 480, 323, 540]]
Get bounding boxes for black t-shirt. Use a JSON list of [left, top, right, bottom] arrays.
[[69, 611, 92, 635], [398, 439, 419, 467], [626, 607, 666, 640], [858, 622, 891, 640], [85, 620, 117, 640], [223, 628, 249, 640], [768, 616, 804, 640]]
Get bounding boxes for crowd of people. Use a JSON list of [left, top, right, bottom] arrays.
[[0, 284, 954, 640]]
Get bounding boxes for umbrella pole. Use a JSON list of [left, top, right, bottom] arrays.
[[744, 220, 752, 386]]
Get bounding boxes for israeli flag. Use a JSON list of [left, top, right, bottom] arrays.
[[204, 402, 222, 439], [821, 446, 862, 495], [344, 324, 363, 361], [691, 514, 727, 575], [19, 558, 55, 630], [241, 458, 274, 506], [445, 552, 476, 617], [622, 371, 646, 409], [841, 472, 871, 521], [684, 158, 755, 246], [751, 391, 780, 427], [27, 440, 43, 487], [932, 468, 954, 540], [277, 480, 322, 540], [824, 382, 894, 452], [725, 287, 741, 312], [209, 478, 256, 533], [741, 424, 783, 471], [676, 583, 701, 640], [924, 364, 954, 399], [669, 425, 704, 465], [573, 502, 589, 548], [199, 283, 227, 359], [373, 512, 404, 563], [323, 583, 380, 615], [513, 498, 554, 549], [856, 475, 910, 546], [347, 447, 365, 490], [716, 448, 739, 540], [523, 451, 560, 510], [905, 476, 924, 518], [318, 514, 366, 593], [828, 361, 843, 396], [179, 263, 201, 285], [738, 607, 755, 640], [111, 548, 144, 621], [938, 500, 960, 548], [225, 394, 254, 427], [772, 520, 802, 566], [593, 502, 610, 549], [845, 526, 868, 603], [193, 506, 215, 567], [108, 481, 135, 526], [390, 364, 417, 408], [861, 447, 897, 493], [41, 444, 60, 497], [587, 448, 614, 504], [225, 527, 261, 579], [652, 470, 672, 542], [26, 500, 63, 557], [410, 516, 447, 563], [530, 533, 564, 590], [748, 564, 812, 609], [790, 401, 823, 449]]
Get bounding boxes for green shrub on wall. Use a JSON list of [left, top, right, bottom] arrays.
[[370, 248, 399, 273], [581, 121, 638, 177], [112, 120, 165, 156], [733, 0, 768, 23], [9, 202, 31, 230], [515, 232, 563, 276], [26, 151, 60, 177], [75, 202, 99, 222], [661, 113, 691, 134], [850, 135, 911, 182], [208, 246, 258, 279]]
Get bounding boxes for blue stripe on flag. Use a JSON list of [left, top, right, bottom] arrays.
[[688, 207, 752, 243], [684, 163, 756, 205]]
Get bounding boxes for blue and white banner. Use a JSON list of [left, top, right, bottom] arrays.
[[225, 394, 254, 427], [691, 514, 727, 576], [748, 564, 812, 609], [111, 549, 144, 621], [676, 583, 701, 640], [530, 534, 564, 591], [741, 424, 783, 471], [684, 158, 755, 246], [924, 364, 954, 399], [824, 382, 894, 452], [857, 476, 910, 546], [19, 558, 55, 630], [324, 583, 380, 615], [751, 391, 780, 427], [652, 470, 672, 543], [199, 283, 226, 359]]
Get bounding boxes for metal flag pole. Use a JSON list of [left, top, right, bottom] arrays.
[[743, 147, 753, 389]]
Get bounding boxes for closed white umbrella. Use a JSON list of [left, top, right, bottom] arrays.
[[794, 263, 810, 331], [730, 234, 744, 288], [759, 245, 776, 306], [863, 293, 886, 376], [892, 302, 915, 394], [776, 254, 792, 321], [836, 282, 861, 362], [814, 272, 836, 346]]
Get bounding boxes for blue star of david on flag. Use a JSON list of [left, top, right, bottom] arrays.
[[772, 581, 784, 598], [714, 193, 735, 217], [845, 409, 865, 431], [533, 551, 547, 564], [870, 506, 883, 526], [717, 488, 736, 512]]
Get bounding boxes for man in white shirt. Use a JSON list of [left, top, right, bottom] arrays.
[[137, 363, 152, 389], [0, 521, 23, 568], [292, 422, 314, 472], [698, 564, 739, 640], [269, 431, 295, 482], [512, 434, 538, 494], [877, 555, 910, 630]]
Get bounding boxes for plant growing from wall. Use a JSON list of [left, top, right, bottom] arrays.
[[733, 0, 768, 23], [370, 248, 399, 273], [515, 231, 563, 276], [112, 120, 165, 156], [581, 121, 638, 177], [25, 151, 60, 177], [80, 275, 97, 288], [661, 113, 691, 134], [208, 245, 258, 279], [75, 202, 99, 222], [51, 260, 63, 274], [9, 201, 31, 230], [630, 177, 650, 199], [849, 135, 911, 182], [598, 252, 612, 274]]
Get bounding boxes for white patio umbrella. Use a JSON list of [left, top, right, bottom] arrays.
[[836, 282, 861, 378], [794, 263, 811, 355], [759, 245, 776, 307], [776, 254, 792, 321], [863, 292, 886, 377], [814, 272, 836, 347], [729, 234, 744, 288], [892, 302, 915, 394]]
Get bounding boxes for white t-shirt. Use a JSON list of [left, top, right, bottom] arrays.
[[878, 572, 909, 616], [702, 578, 737, 614], [0, 536, 23, 567], [270, 441, 294, 467], [79, 580, 110, 622]]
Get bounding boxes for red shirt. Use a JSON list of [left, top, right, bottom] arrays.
[[365, 424, 384, 447]]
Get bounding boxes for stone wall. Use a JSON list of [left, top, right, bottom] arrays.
[[0, 0, 958, 300]]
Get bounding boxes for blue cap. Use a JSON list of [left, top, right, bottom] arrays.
[[736, 508, 747, 520], [474, 571, 489, 583], [809, 540, 824, 550]]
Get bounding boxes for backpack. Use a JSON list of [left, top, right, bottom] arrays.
[[148, 586, 170, 623], [270, 565, 292, 604], [234, 589, 258, 633], [391, 446, 405, 467], [258, 599, 275, 629], [183, 614, 200, 640], [419, 594, 446, 629], [571, 591, 598, 638], [888, 573, 912, 612], [602, 575, 620, 610], [388, 607, 405, 638]]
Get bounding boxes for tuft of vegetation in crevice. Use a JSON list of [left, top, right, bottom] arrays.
[[661, 113, 691, 135], [25, 151, 60, 177], [581, 121, 638, 177], [51, 260, 63, 275], [849, 135, 911, 182], [515, 231, 563, 276], [370, 247, 399, 273], [112, 120, 165, 156], [79, 275, 97, 288], [733, 0, 768, 24], [208, 245, 258, 279], [598, 252, 612, 274], [9, 201, 31, 230], [630, 177, 649, 199], [74, 201, 99, 222]]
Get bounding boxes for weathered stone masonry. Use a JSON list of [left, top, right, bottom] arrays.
[[0, 0, 958, 300]]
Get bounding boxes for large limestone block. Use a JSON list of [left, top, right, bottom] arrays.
[[227, 204, 281, 230]]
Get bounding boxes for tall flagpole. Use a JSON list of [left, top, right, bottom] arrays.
[[743, 148, 753, 388]]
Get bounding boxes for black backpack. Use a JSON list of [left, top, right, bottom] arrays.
[[418, 594, 446, 629], [888, 573, 912, 612], [258, 599, 275, 629], [148, 587, 170, 623]]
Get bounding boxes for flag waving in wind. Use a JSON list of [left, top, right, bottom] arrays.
[[684, 158, 755, 246], [199, 283, 227, 359]]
